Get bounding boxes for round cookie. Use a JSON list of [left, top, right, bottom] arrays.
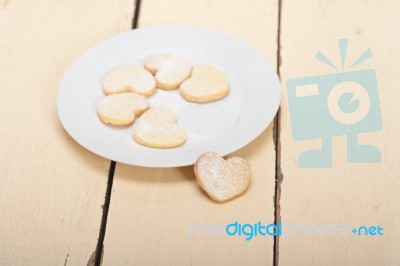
[[133, 107, 186, 148], [103, 66, 156, 97], [97, 92, 148, 126], [180, 65, 229, 103], [144, 54, 192, 90]]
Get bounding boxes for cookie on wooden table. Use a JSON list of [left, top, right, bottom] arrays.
[[194, 152, 251, 203]]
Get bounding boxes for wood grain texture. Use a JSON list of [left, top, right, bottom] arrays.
[[0, 1, 133, 265], [102, 0, 279, 265], [279, 0, 400, 265]]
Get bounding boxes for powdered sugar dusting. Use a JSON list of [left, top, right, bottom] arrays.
[[103, 66, 155, 96], [134, 107, 186, 148], [156, 58, 192, 82], [195, 152, 251, 202], [97, 92, 148, 124], [144, 54, 192, 89]]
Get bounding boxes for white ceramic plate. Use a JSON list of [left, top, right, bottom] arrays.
[[57, 25, 280, 167]]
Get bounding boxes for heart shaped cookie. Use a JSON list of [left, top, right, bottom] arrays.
[[144, 54, 192, 90], [180, 65, 229, 103], [194, 152, 251, 203], [97, 92, 148, 126], [103, 66, 156, 97], [133, 107, 186, 148]]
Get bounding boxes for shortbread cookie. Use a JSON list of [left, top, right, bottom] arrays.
[[180, 65, 229, 103], [97, 93, 148, 126], [133, 107, 186, 148], [103, 66, 156, 97], [144, 54, 192, 90], [194, 152, 251, 203], [143, 54, 171, 75]]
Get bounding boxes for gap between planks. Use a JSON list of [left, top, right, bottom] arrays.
[[92, 1, 143, 265], [93, 160, 116, 266], [273, 0, 283, 265]]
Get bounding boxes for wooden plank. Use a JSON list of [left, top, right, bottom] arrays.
[[0, 1, 133, 265], [279, 0, 400, 265], [102, 0, 279, 265]]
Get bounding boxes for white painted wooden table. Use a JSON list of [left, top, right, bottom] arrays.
[[0, 0, 399, 265]]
